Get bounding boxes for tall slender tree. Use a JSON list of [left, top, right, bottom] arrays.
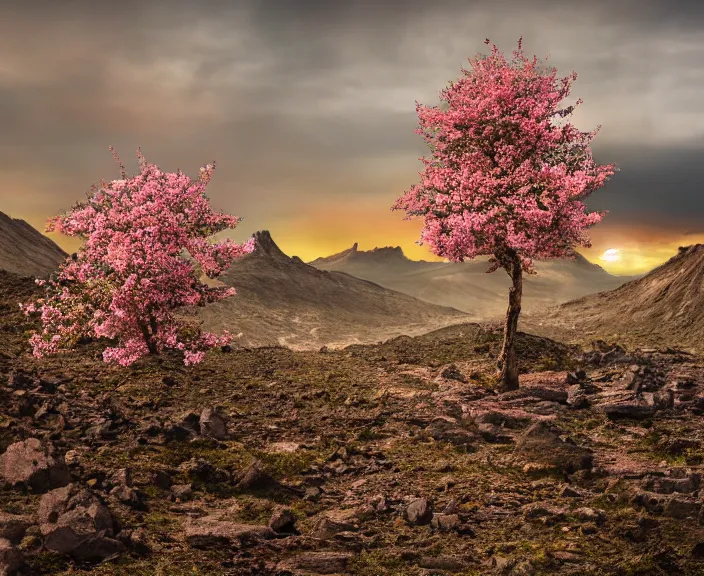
[[393, 38, 617, 391]]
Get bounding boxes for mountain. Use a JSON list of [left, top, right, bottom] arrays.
[[189, 231, 469, 349], [0, 211, 67, 278], [520, 244, 704, 351], [309, 244, 642, 319]]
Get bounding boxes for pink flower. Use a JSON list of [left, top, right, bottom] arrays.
[[22, 148, 251, 366], [393, 38, 616, 274]]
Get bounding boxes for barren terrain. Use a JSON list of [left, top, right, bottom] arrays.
[[1, 270, 704, 575]]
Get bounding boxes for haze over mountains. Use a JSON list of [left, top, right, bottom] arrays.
[[0, 211, 67, 278], [190, 231, 469, 349], [309, 243, 644, 317], [6, 211, 688, 353]]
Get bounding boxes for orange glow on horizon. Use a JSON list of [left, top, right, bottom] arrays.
[[17, 207, 704, 278]]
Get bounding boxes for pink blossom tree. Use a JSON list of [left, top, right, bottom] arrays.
[[21, 147, 254, 366], [393, 38, 617, 391]]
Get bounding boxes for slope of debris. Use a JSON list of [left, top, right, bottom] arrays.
[[0, 212, 67, 278], [524, 244, 704, 354]]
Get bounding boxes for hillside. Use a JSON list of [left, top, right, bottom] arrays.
[[309, 244, 641, 318], [189, 231, 470, 349], [0, 211, 67, 278], [521, 244, 704, 352]]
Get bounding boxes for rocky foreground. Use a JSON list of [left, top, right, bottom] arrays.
[[1, 281, 704, 575]]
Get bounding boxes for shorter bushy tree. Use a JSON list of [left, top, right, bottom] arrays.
[[21, 147, 254, 366]]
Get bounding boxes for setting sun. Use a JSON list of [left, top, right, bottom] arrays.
[[600, 248, 621, 262]]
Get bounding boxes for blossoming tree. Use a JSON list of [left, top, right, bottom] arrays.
[[21, 147, 254, 366], [393, 38, 617, 391]]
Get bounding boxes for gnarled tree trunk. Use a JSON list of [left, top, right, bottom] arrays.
[[495, 249, 523, 392]]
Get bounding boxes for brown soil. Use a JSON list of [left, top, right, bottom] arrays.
[[2, 271, 704, 575]]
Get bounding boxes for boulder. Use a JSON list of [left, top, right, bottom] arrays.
[[185, 517, 274, 548], [515, 421, 593, 474], [0, 439, 70, 492], [38, 484, 124, 561]]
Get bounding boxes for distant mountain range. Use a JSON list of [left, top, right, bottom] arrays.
[[5, 211, 676, 351], [189, 231, 469, 349], [0, 211, 67, 278], [309, 243, 644, 318]]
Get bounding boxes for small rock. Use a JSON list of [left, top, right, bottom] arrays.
[[0, 538, 22, 575], [0, 439, 70, 493], [430, 513, 461, 532], [309, 511, 357, 539], [573, 507, 605, 524], [663, 496, 701, 519], [515, 422, 593, 474], [150, 469, 173, 490], [433, 459, 455, 473], [170, 484, 194, 502], [440, 364, 467, 383], [199, 406, 228, 440], [596, 401, 656, 419], [0, 513, 31, 546], [418, 555, 467, 572], [110, 485, 144, 509], [269, 506, 296, 533], [304, 486, 322, 501], [405, 498, 433, 526], [185, 517, 274, 548], [559, 485, 582, 498], [522, 502, 567, 525], [234, 460, 276, 490], [110, 468, 132, 487], [63, 450, 81, 467], [567, 385, 589, 409], [278, 551, 352, 574], [179, 458, 218, 483]]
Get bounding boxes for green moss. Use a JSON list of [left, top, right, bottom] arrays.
[[348, 550, 410, 576]]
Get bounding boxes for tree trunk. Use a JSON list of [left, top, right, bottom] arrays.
[[495, 250, 523, 392], [139, 318, 159, 355]]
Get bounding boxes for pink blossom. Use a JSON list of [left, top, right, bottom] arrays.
[[23, 148, 253, 366], [393, 38, 616, 274]]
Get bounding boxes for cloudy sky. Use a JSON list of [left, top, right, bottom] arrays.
[[1, 0, 703, 275]]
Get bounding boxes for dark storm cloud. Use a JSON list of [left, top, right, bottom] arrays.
[[1, 0, 703, 268]]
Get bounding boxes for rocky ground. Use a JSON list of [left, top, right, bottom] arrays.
[[1, 274, 704, 575]]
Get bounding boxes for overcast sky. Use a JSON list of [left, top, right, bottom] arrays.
[[1, 0, 703, 274]]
